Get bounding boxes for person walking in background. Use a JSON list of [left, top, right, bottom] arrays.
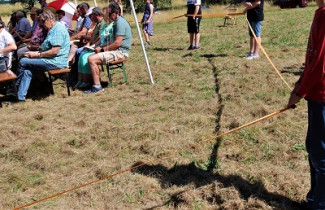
[[141, 0, 153, 47], [186, 0, 201, 50], [243, 0, 264, 60], [287, 0, 325, 208]]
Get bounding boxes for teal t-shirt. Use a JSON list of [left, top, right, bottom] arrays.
[[41, 22, 70, 68], [112, 16, 132, 54]]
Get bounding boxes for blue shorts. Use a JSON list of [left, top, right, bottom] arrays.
[[248, 21, 262, 37]]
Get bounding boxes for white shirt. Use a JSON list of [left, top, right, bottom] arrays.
[[187, 0, 201, 5], [0, 28, 15, 66]]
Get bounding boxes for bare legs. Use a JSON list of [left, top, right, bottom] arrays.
[[189, 32, 200, 49], [88, 54, 103, 85], [249, 36, 261, 55]]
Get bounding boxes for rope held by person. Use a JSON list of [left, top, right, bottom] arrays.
[[245, 15, 291, 90], [14, 105, 294, 210], [168, 12, 245, 21]]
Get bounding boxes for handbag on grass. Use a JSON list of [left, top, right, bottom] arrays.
[[0, 56, 8, 73]]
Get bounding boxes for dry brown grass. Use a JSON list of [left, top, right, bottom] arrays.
[[0, 2, 317, 209]]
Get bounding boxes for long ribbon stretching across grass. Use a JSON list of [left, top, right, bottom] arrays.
[[14, 106, 294, 210], [168, 12, 245, 21], [245, 16, 291, 90], [169, 12, 291, 90]]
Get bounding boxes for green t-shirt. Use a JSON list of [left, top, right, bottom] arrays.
[[90, 19, 106, 45], [112, 16, 132, 54]]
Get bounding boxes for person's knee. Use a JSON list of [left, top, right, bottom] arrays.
[[23, 69, 32, 78]]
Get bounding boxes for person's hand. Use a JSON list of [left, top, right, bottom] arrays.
[[244, 2, 253, 8], [21, 38, 26, 43], [287, 92, 301, 108], [146, 20, 151, 24], [95, 47, 101, 54], [24, 51, 40, 58]]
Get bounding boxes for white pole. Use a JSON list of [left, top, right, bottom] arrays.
[[93, 0, 97, 7], [74, 0, 77, 6], [129, 0, 155, 84]]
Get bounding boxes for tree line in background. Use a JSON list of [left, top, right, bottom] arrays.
[[12, 0, 247, 13]]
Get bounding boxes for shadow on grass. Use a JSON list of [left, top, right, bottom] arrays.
[[132, 162, 299, 209], [200, 53, 228, 58], [281, 65, 304, 76], [133, 54, 299, 209], [152, 47, 184, 51]]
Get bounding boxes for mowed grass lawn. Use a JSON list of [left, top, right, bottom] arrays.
[[0, 3, 316, 209]]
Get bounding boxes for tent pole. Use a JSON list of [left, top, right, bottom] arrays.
[[93, 0, 97, 7], [129, 0, 155, 84], [74, 0, 77, 6]]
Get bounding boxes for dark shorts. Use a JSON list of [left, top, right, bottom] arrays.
[[187, 17, 201, 33], [187, 4, 201, 33], [248, 20, 262, 37]]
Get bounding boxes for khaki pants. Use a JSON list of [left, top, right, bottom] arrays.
[[98, 50, 128, 64]]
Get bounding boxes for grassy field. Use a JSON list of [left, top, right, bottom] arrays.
[[0, 1, 317, 209]]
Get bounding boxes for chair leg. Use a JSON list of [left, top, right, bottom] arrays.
[[65, 73, 70, 96], [48, 74, 54, 95], [106, 63, 113, 87], [122, 63, 127, 83], [223, 18, 227, 26]]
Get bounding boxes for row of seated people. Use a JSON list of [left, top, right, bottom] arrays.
[[0, 2, 132, 102]]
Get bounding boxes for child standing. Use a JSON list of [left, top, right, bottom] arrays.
[[141, 0, 154, 47], [187, 0, 201, 50]]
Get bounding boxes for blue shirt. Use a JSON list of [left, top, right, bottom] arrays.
[[81, 14, 91, 30], [41, 22, 70, 68], [16, 17, 31, 35]]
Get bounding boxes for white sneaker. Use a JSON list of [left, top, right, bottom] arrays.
[[245, 52, 254, 60], [252, 54, 260, 59]]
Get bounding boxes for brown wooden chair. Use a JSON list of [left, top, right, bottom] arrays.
[[223, 8, 238, 26], [47, 68, 71, 96], [0, 70, 17, 107], [106, 58, 127, 87]]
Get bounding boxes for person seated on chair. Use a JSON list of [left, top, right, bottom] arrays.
[[0, 21, 17, 72], [12, 11, 31, 42], [17, 8, 41, 48], [68, 2, 92, 63], [15, 11, 70, 102], [56, 9, 72, 29], [73, 7, 106, 89], [85, 2, 132, 94], [17, 8, 46, 59]]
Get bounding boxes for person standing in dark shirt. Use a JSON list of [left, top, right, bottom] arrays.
[[243, 0, 264, 60]]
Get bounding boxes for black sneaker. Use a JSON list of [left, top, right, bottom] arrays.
[[84, 86, 104, 94], [6, 85, 17, 97], [187, 45, 194, 50]]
